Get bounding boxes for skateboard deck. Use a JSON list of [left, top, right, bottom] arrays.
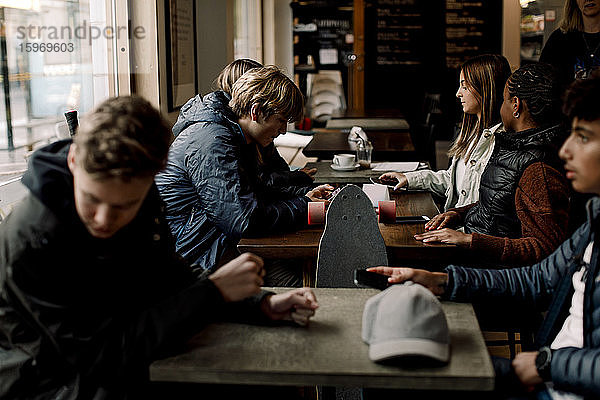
[[316, 184, 388, 288]]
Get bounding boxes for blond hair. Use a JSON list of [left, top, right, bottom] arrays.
[[216, 59, 262, 94], [74, 96, 171, 180], [448, 54, 511, 160], [559, 0, 583, 32], [229, 66, 304, 123]]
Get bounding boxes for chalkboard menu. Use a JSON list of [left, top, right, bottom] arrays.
[[445, 0, 503, 68], [364, 0, 502, 138], [365, 0, 444, 114], [373, 0, 427, 67]]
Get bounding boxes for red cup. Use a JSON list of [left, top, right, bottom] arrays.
[[308, 202, 326, 225]]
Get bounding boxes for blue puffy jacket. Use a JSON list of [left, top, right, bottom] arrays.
[[155, 91, 311, 270], [446, 196, 600, 398]]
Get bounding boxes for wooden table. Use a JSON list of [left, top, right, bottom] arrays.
[[325, 118, 409, 130], [306, 161, 427, 185], [302, 129, 417, 161], [238, 191, 464, 269], [150, 288, 494, 391]]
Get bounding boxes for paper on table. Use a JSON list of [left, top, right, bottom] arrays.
[[274, 132, 314, 148], [362, 184, 390, 207], [370, 162, 420, 172]]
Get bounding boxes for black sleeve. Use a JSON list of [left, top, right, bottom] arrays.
[[258, 144, 314, 188], [258, 181, 315, 199], [539, 30, 574, 90], [93, 283, 279, 382], [115, 278, 226, 367], [221, 290, 274, 324], [539, 29, 561, 64], [244, 194, 310, 237], [263, 170, 314, 187]]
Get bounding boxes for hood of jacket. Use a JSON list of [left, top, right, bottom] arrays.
[[21, 139, 74, 217], [172, 91, 238, 138]]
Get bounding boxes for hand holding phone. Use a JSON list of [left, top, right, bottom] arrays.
[[370, 177, 399, 189], [354, 268, 391, 290], [372, 173, 408, 191]]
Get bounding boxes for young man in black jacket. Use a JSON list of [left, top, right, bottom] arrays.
[[369, 75, 600, 399], [0, 96, 318, 399]]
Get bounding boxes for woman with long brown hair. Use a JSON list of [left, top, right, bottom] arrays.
[[379, 54, 511, 212]]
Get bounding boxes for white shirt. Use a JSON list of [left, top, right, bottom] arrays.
[[545, 241, 593, 400]]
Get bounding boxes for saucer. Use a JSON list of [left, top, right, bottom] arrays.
[[331, 163, 360, 171]]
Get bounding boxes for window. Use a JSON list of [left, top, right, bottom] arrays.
[[0, 0, 115, 150], [233, 0, 262, 62]]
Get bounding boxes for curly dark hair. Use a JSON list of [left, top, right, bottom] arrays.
[[74, 96, 172, 179], [505, 63, 562, 126], [563, 71, 600, 122]]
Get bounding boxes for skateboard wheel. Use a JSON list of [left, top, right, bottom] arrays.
[[378, 200, 396, 223], [308, 202, 326, 225]]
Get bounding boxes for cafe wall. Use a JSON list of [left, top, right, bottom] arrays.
[[154, 0, 234, 125], [137, 0, 524, 125]]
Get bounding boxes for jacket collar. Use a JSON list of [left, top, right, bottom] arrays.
[[483, 122, 503, 137], [494, 124, 566, 151], [586, 196, 600, 226]]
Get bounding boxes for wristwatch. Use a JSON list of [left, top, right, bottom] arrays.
[[535, 346, 553, 381]]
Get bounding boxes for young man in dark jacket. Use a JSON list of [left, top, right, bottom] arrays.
[[155, 66, 332, 273], [369, 75, 600, 399], [0, 96, 318, 399]]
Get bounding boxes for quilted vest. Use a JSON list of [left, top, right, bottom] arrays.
[[463, 124, 566, 238]]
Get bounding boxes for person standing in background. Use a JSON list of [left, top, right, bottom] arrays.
[[540, 0, 600, 88]]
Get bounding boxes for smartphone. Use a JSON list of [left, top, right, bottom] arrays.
[[370, 177, 398, 188], [395, 215, 430, 223], [354, 269, 391, 290]]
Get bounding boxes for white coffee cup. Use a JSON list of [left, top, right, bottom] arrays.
[[333, 153, 356, 168]]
